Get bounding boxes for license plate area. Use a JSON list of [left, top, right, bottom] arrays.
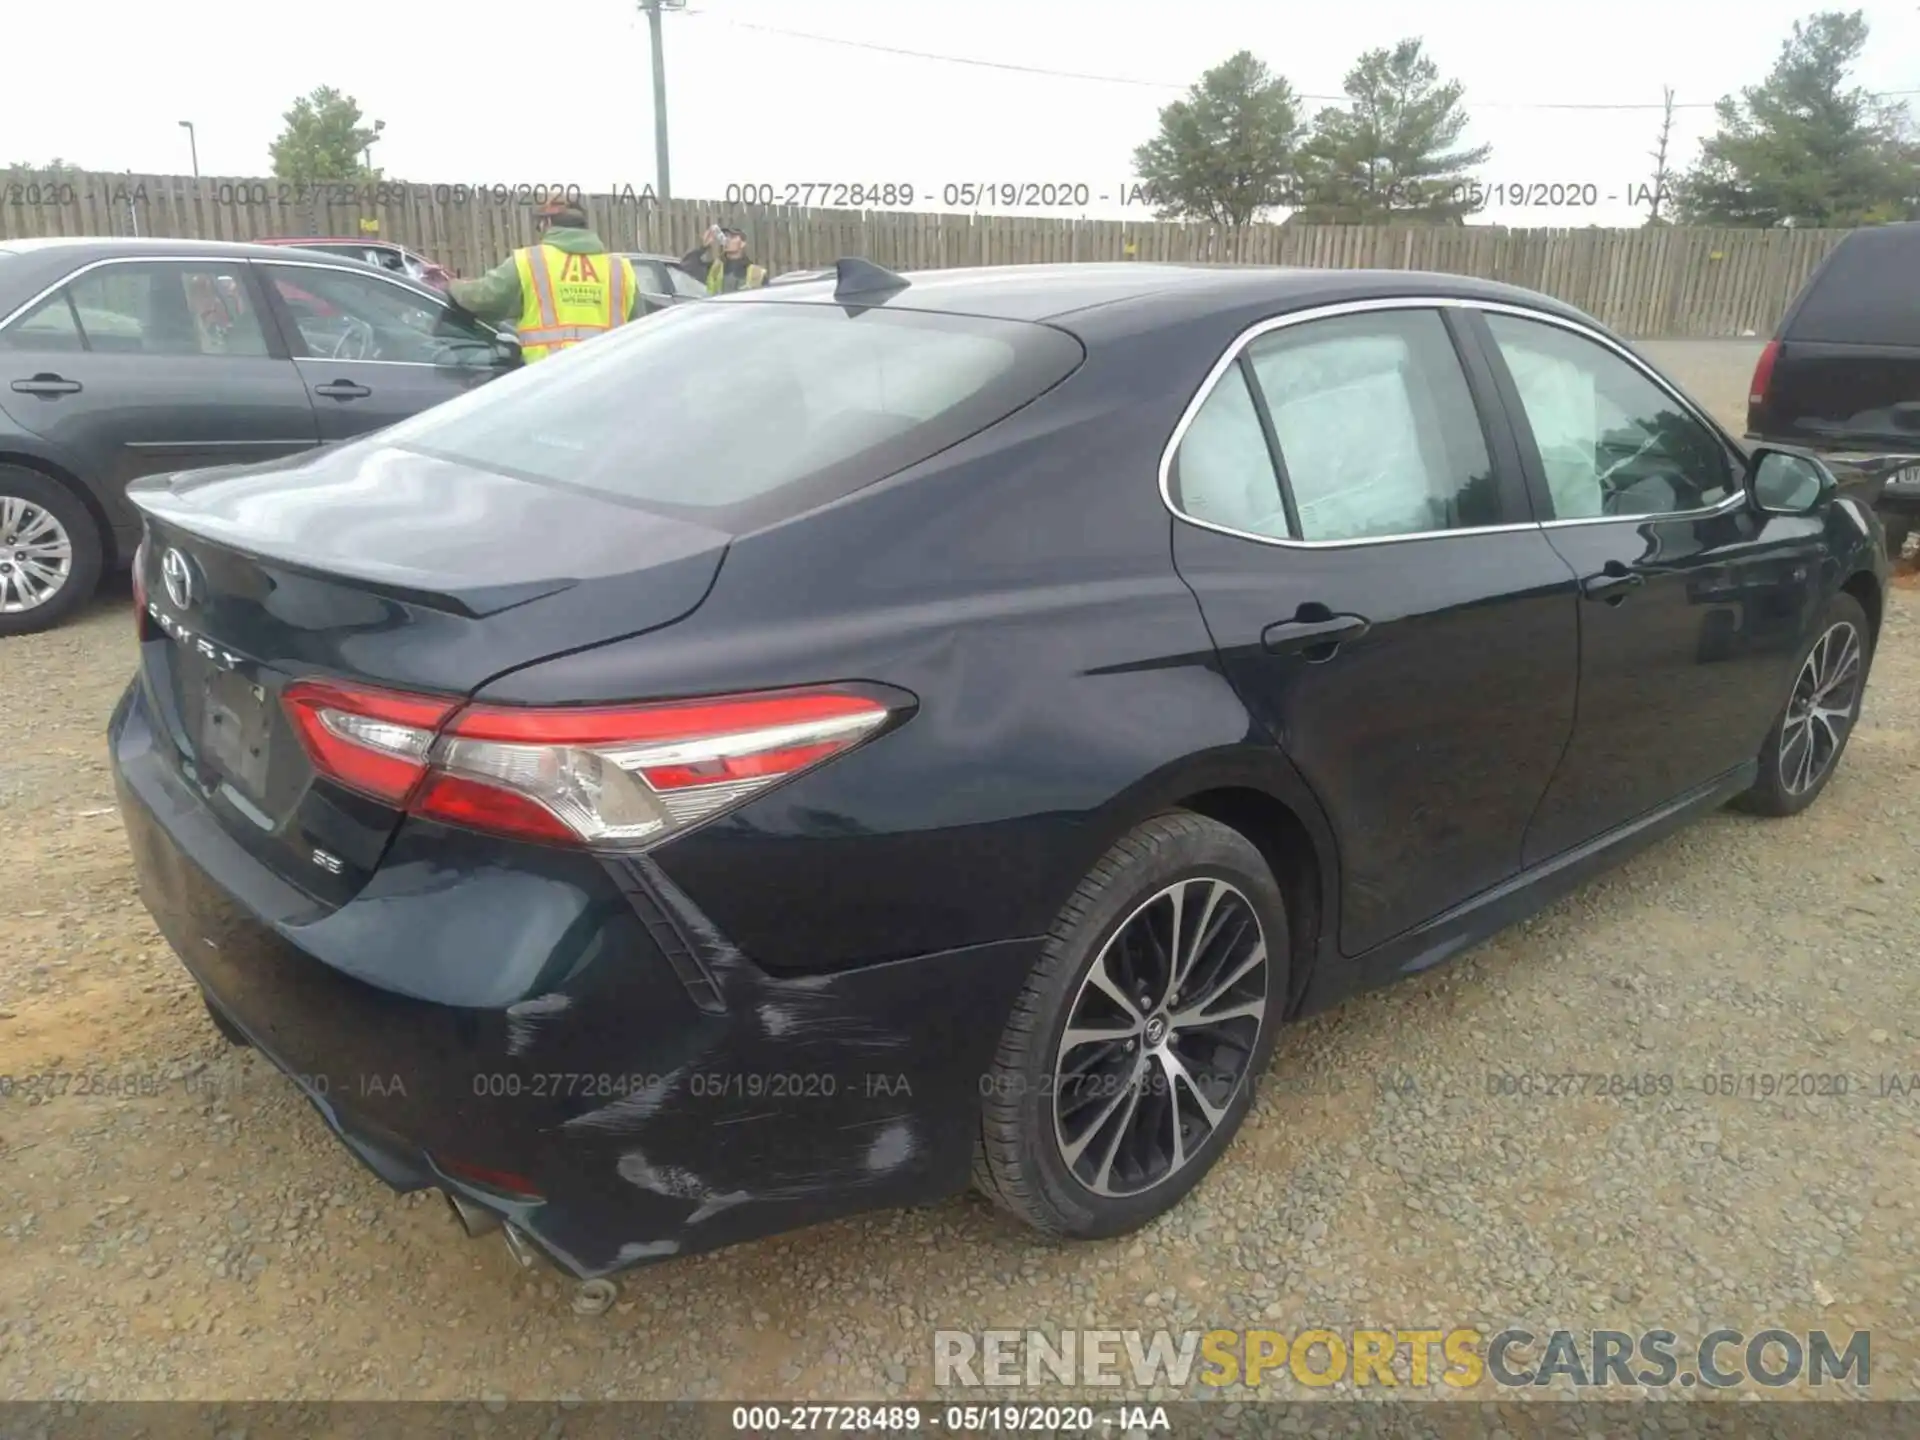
[[197, 666, 273, 801]]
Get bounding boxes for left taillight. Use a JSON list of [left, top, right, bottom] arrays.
[[280, 681, 903, 850], [282, 679, 461, 805]]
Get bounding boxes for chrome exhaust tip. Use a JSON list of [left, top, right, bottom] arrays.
[[445, 1189, 502, 1238]]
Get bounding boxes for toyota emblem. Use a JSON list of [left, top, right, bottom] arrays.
[[160, 548, 194, 610]]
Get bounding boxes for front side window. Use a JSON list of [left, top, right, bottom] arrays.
[[264, 264, 496, 366], [1484, 313, 1734, 520], [1243, 309, 1500, 543], [379, 300, 1084, 527], [3, 262, 270, 358], [668, 266, 710, 299]]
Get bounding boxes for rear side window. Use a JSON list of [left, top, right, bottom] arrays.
[[1245, 310, 1498, 542], [1, 262, 270, 358], [1787, 226, 1920, 346], [381, 302, 1084, 527]]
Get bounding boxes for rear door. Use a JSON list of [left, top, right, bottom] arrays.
[[256, 259, 514, 441], [1754, 226, 1920, 456], [0, 256, 319, 539], [1467, 307, 1824, 864], [1169, 301, 1580, 956]]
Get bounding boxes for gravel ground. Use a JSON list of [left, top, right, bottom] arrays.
[[2, 358, 1917, 1406]]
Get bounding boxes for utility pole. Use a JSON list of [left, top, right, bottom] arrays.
[[1645, 86, 1676, 224], [178, 120, 199, 178], [639, 0, 687, 201]]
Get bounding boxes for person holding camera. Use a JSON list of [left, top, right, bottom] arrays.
[[680, 223, 767, 293]]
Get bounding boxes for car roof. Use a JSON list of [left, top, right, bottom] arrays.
[[0, 235, 408, 263], [729, 261, 1592, 327], [258, 236, 408, 247], [621, 252, 682, 263]]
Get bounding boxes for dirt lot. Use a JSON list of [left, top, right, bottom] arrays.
[[2, 350, 1918, 1405]]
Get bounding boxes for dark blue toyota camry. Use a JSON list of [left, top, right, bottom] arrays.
[[112, 259, 1887, 1279]]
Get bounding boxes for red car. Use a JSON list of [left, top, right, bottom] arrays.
[[258, 237, 455, 291]]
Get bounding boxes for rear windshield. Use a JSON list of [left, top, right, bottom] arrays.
[[382, 300, 1084, 527], [1786, 225, 1920, 347]]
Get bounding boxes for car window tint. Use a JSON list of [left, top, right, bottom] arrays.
[[669, 266, 710, 298], [1171, 363, 1287, 536], [1244, 309, 1499, 542], [264, 264, 495, 365], [378, 301, 1084, 529], [0, 291, 86, 353], [1484, 313, 1734, 519], [38, 263, 272, 358], [1787, 228, 1920, 347]]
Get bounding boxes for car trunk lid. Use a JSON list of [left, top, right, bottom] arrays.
[[128, 440, 730, 906]]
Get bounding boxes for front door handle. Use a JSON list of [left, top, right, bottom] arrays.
[[11, 373, 82, 396], [314, 380, 371, 400], [1262, 612, 1370, 660], [1581, 559, 1646, 604]]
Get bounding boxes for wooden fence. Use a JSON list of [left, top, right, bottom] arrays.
[[1, 171, 1850, 337]]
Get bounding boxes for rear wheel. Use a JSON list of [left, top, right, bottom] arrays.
[[973, 812, 1287, 1239], [1734, 592, 1872, 817], [0, 465, 102, 637]]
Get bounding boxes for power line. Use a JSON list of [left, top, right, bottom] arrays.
[[700, 14, 1920, 111]]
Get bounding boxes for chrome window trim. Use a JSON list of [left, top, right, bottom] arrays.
[[1159, 294, 1748, 549], [0, 253, 280, 335]]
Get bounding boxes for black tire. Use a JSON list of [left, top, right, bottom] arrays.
[[0, 464, 103, 637], [1734, 591, 1873, 818], [973, 811, 1288, 1239], [204, 994, 252, 1048]]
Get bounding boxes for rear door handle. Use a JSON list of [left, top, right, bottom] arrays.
[[11, 374, 82, 396], [314, 380, 371, 400], [1581, 560, 1646, 604], [1262, 612, 1370, 660]]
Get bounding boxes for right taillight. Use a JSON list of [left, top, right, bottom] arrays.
[[282, 681, 903, 849], [1749, 339, 1780, 411]]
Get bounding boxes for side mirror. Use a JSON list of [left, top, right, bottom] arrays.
[[491, 333, 522, 367], [1745, 446, 1834, 515]]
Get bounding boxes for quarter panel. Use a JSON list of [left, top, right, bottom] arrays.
[[473, 324, 1302, 971]]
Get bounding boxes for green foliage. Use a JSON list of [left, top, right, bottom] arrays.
[[268, 87, 382, 183], [1672, 10, 1916, 226], [5, 158, 82, 176], [1132, 52, 1306, 226], [1292, 40, 1491, 224]]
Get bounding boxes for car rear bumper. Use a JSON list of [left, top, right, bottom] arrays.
[[110, 678, 1040, 1278]]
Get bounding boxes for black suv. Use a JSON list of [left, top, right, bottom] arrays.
[[1747, 221, 1920, 558]]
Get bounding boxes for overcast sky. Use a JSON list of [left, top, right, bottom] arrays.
[[7, 0, 1918, 228]]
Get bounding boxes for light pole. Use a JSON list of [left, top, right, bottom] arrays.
[[638, 0, 687, 202], [363, 118, 385, 175], [178, 120, 198, 178]]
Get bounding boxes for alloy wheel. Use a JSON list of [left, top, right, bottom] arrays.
[[0, 496, 73, 614], [1051, 876, 1268, 1198], [1780, 620, 1862, 795]]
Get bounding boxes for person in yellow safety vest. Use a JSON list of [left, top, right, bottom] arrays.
[[446, 199, 639, 362], [678, 224, 767, 294]]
